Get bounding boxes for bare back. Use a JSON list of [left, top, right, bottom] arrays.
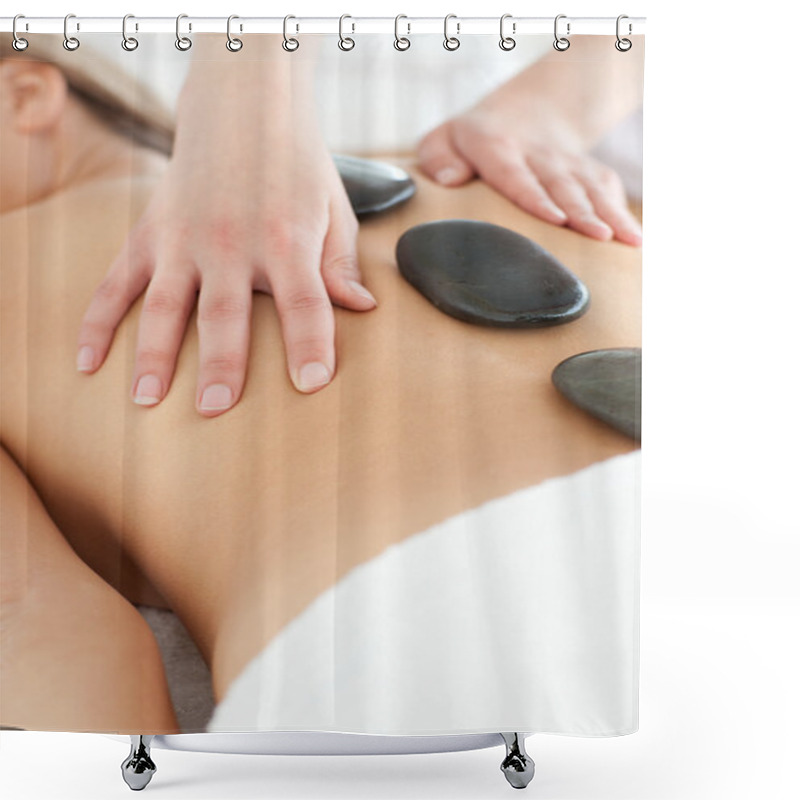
[[0, 156, 641, 699]]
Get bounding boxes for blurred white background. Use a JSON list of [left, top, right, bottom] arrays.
[[2, 0, 799, 798]]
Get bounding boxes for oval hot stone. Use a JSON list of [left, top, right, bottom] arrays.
[[552, 347, 642, 441], [333, 154, 416, 218], [395, 219, 589, 327]]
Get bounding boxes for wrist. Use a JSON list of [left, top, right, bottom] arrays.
[[178, 33, 316, 105], [175, 39, 319, 142], [475, 88, 588, 153]]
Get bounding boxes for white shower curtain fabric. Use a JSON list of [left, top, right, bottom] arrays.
[[0, 29, 643, 737]]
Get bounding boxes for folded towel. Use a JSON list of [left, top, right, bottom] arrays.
[[136, 605, 215, 733]]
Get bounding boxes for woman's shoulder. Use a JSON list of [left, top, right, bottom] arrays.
[[1, 173, 162, 274], [2, 172, 161, 227], [0, 172, 163, 342]]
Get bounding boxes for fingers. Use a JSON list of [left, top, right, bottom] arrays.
[[130, 269, 198, 406], [467, 144, 570, 226], [194, 275, 254, 416], [528, 153, 641, 245], [539, 171, 615, 241], [416, 123, 476, 187], [438, 118, 641, 245], [269, 242, 337, 395], [320, 199, 377, 312], [76, 243, 152, 374], [582, 167, 643, 246]]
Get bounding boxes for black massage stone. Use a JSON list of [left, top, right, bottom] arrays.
[[551, 348, 642, 441], [333, 154, 416, 218], [395, 220, 589, 327]]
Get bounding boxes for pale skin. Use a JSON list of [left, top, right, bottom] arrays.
[[74, 35, 377, 417], [418, 35, 644, 245], [74, 35, 644, 417], [0, 54, 641, 733]]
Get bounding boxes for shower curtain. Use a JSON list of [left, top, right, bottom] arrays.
[[0, 18, 643, 738]]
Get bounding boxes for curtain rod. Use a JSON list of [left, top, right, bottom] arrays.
[[0, 16, 646, 37]]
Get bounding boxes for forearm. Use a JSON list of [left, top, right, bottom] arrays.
[[177, 33, 322, 146], [481, 35, 644, 150]]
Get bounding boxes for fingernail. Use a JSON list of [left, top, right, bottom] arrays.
[[546, 202, 568, 222], [435, 167, 460, 185], [295, 361, 331, 392], [347, 280, 377, 305], [134, 374, 163, 406], [582, 215, 613, 238], [199, 383, 233, 411], [77, 346, 95, 372], [599, 222, 614, 238]]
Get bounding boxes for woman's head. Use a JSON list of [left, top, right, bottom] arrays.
[[0, 36, 174, 212]]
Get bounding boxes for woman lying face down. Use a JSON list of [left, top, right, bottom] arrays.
[[0, 41, 640, 733], [0, 39, 172, 214]]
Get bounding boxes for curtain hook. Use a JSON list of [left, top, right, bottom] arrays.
[[615, 14, 632, 51], [443, 13, 460, 51], [121, 14, 139, 51], [499, 13, 516, 51], [175, 14, 192, 51], [553, 14, 570, 51], [226, 14, 243, 51], [282, 15, 299, 51], [394, 14, 411, 51], [63, 13, 80, 51], [553, 14, 570, 53], [12, 14, 29, 51], [338, 14, 355, 51]]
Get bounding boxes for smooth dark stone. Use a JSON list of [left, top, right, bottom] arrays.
[[333, 154, 416, 218], [552, 348, 642, 441], [395, 220, 589, 327]]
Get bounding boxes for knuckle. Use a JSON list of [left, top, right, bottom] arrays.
[[202, 351, 246, 374], [290, 334, 330, 355], [93, 273, 123, 301], [547, 173, 571, 191], [262, 217, 327, 262], [206, 217, 244, 254], [280, 289, 330, 315], [485, 132, 518, 154], [264, 219, 302, 255], [547, 174, 578, 196], [143, 288, 184, 316], [137, 346, 174, 367], [199, 294, 249, 324], [490, 150, 520, 175], [323, 251, 359, 279]]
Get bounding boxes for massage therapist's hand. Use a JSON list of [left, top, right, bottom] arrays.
[[416, 36, 643, 246], [76, 39, 376, 416]]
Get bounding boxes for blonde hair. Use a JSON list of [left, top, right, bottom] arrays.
[[0, 35, 175, 155]]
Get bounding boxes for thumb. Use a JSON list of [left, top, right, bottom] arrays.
[[320, 199, 377, 312], [416, 122, 475, 187]]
